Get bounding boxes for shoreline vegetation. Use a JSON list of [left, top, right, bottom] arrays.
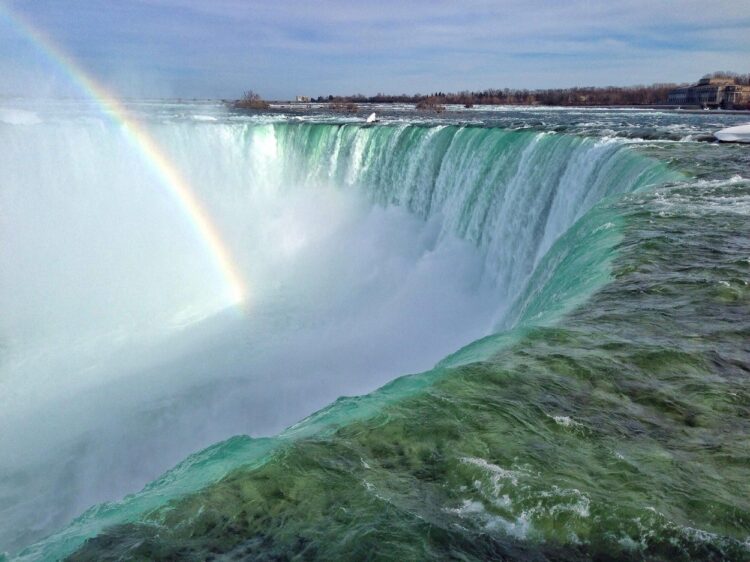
[[234, 90, 270, 110], [233, 72, 750, 112]]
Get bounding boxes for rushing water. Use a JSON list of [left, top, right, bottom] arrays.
[[1, 101, 748, 561]]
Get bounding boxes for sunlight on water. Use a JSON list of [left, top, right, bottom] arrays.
[[2, 100, 747, 561]]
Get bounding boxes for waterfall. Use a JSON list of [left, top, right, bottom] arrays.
[[0, 113, 678, 556]]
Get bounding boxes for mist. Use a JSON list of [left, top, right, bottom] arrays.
[[0, 94, 674, 554], [0, 100, 498, 552]]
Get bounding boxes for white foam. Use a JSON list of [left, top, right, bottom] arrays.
[[0, 111, 499, 552]]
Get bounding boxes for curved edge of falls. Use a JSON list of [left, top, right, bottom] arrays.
[[7, 124, 683, 561]]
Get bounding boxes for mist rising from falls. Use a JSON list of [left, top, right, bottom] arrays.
[[0, 110, 674, 553], [267, 123, 672, 310]]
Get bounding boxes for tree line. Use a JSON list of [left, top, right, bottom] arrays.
[[311, 72, 750, 108], [315, 84, 675, 107], [234, 72, 749, 110]]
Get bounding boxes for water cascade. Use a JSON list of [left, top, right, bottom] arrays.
[[0, 112, 679, 555]]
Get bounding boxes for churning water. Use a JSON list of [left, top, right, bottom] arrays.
[[1, 101, 748, 561]]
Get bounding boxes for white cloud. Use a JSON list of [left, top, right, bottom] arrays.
[[2, 0, 748, 98]]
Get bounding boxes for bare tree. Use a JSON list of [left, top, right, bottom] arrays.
[[235, 90, 270, 110]]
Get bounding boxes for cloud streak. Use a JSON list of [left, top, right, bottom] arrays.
[[2, 0, 749, 98]]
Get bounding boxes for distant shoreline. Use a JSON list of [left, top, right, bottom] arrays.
[[261, 76, 749, 111], [265, 101, 750, 114]]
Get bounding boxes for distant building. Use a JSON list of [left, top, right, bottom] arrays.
[[723, 84, 750, 108], [668, 77, 750, 109], [295, 96, 311, 102]]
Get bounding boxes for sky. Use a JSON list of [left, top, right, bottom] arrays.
[[1, 0, 749, 100]]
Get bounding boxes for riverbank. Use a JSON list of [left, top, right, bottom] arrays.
[[262, 101, 750, 114]]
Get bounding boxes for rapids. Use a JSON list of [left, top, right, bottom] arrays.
[[2, 101, 747, 561]]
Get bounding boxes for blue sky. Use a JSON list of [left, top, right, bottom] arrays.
[[1, 0, 749, 99]]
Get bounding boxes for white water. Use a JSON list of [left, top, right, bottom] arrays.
[[0, 102, 673, 554], [0, 105, 497, 552]]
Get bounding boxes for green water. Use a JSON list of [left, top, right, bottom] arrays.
[[10, 111, 750, 561], [255, 123, 677, 306], [61, 176, 750, 561]]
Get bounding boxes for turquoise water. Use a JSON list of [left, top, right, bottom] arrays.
[[2, 104, 749, 561]]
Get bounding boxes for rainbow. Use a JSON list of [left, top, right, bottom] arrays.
[[0, 4, 246, 306]]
